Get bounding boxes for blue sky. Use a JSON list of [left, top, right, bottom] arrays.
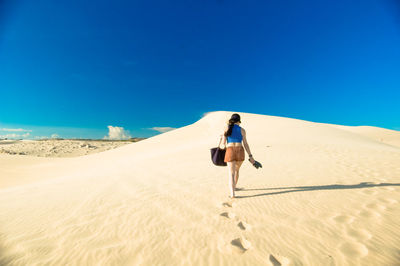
[[1, 0, 399, 139]]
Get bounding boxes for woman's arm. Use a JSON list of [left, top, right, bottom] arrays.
[[242, 128, 255, 164], [219, 125, 228, 148], [220, 134, 227, 148]]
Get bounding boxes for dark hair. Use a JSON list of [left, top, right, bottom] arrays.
[[224, 113, 241, 137]]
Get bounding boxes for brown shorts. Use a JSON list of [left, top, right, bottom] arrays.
[[224, 146, 245, 162]]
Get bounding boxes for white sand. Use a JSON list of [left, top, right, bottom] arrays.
[[0, 139, 135, 158], [0, 111, 399, 265]]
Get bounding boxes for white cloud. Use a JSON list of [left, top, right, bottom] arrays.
[[34, 136, 49, 140], [104, 126, 131, 140], [0, 132, 30, 139], [149, 127, 176, 133], [0, 128, 32, 132]]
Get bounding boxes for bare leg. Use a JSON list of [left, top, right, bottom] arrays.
[[234, 160, 244, 187], [227, 161, 236, 197], [234, 170, 239, 187]]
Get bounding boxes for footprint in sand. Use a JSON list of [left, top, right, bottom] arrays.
[[332, 214, 355, 224], [231, 237, 251, 252], [220, 212, 236, 219], [339, 241, 369, 258], [364, 202, 386, 211], [222, 201, 236, 208], [358, 210, 381, 219], [269, 254, 291, 266], [346, 228, 372, 241], [237, 221, 251, 231]]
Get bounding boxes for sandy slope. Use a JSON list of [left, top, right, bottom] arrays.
[[329, 125, 400, 148], [0, 111, 399, 265]]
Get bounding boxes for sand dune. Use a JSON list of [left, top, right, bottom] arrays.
[[0, 111, 399, 265], [329, 124, 400, 148]]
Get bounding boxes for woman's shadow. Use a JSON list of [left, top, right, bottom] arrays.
[[235, 182, 400, 198]]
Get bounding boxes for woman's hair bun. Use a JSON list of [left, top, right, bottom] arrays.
[[230, 113, 241, 123]]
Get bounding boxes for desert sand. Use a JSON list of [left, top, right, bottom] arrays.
[[0, 139, 140, 158], [0, 111, 399, 265]]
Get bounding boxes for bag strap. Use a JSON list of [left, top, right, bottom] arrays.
[[217, 135, 225, 148]]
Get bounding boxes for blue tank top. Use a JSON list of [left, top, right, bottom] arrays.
[[227, 124, 243, 143]]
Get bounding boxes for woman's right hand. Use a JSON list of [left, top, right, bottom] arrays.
[[249, 157, 255, 164]]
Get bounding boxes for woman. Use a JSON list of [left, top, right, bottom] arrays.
[[220, 113, 256, 198]]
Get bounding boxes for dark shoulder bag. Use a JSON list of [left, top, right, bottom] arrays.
[[210, 136, 227, 166]]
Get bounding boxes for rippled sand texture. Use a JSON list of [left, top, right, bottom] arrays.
[[0, 111, 399, 265]]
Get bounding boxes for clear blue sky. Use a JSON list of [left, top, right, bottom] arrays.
[[1, 0, 399, 139]]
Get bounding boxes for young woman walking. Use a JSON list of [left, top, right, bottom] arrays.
[[220, 113, 257, 198]]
